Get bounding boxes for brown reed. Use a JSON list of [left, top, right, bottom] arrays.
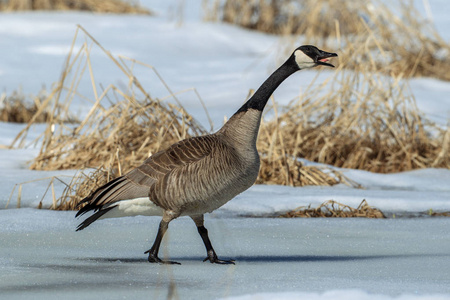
[[256, 67, 449, 174], [0, 89, 78, 124], [0, 0, 151, 14], [204, 0, 450, 81], [10, 26, 359, 209], [0, 90, 49, 123], [280, 199, 386, 218], [12, 25, 206, 172], [9, 23, 448, 210]]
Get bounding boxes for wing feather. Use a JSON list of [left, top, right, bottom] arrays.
[[76, 135, 218, 229]]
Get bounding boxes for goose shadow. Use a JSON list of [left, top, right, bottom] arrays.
[[80, 253, 449, 264]]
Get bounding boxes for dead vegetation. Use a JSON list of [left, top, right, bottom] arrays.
[[204, 0, 450, 81], [24, 84, 205, 171], [430, 211, 450, 217], [256, 68, 449, 173], [0, 90, 50, 123], [256, 159, 359, 187], [8, 2, 449, 210], [203, 0, 450, 174], [204, 0, 365, 37], [9, 26, 206, 208], [280, 199, 386, 218], [0, 0, 151, 14], [55, 168, 114, 211], [256, 97, 363, 186], [0, 90, 77, 123], [6, 175, 74, 209], [12, 25, 206, 173], [11, 26, 358, 209]]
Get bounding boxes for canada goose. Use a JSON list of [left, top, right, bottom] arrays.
[[76, 45, 337, 265]]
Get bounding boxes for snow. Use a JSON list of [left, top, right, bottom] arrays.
[[0, 0, 450, 299], [223, 291, 450, 300]]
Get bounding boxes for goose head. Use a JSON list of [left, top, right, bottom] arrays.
[[293, 45, 338, 69]]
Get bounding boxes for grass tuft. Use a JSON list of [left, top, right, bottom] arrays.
[[204, 0, 450, 81], [0, 90, 78, 124], [0, 0, 151, 14], [204, 0, 450, 177], [280, 199, 386, 218], [255, 69, 449, 174], [12, 25, 206, 173], [0, 90, 49, 123]]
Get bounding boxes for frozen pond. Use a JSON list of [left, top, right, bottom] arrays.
[[1, 209, 449, 299]]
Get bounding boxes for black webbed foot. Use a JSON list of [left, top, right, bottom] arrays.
[[145, 250, 181, 265], [203, 257, 235, 264], [203, 250, 235, 264]]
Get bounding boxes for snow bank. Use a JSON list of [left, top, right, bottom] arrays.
[[221, 290, 450, 300]]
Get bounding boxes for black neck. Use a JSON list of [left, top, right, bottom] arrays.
[[235, 55, 299, 114]]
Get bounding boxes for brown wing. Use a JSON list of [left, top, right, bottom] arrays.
[[75, 135, 216, 230], [126, 135, 216, 187]]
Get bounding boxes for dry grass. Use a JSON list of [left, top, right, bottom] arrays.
[[280, 199, 386, 218], [0, 90, 77, 123], [10, 24, 449, 209], [12, 25, 206, 172], [204, 0, 364, 37], [204, 0, 450, 81], [431, 211, 450, 217], [0, 90, 49, 123], [10, 26, 207, 208], [207, 0, 450, 175], [256, 68, 449, 173], [7, 2, 448, 207], [256, 159, 360, 187], [55, 168, 115, 211], [5, 23, 448, 211], [26, 89, 205, 171], [11, 27, 357, 209], [0, 0, 151, 14], [256, 97, 362, 186], [6, 175, 74, 209]]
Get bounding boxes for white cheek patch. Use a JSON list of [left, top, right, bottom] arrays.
[[294, 50, 315, 69]]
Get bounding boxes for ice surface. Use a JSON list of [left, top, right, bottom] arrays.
[[1, 209, 449, 300]]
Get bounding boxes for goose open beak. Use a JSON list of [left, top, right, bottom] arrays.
[[316, 51, 338, 67]]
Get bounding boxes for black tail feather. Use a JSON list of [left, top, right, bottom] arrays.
[[75, 176, 125, 218], [75, 196, 95, 218], [76, 205, 117, 231]]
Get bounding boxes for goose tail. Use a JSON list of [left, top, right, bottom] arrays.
[[75, 175, 150, 230]]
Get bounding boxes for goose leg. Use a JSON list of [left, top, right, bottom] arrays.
[[191, 215, 235, 265], [145, 211, 180, 265]]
